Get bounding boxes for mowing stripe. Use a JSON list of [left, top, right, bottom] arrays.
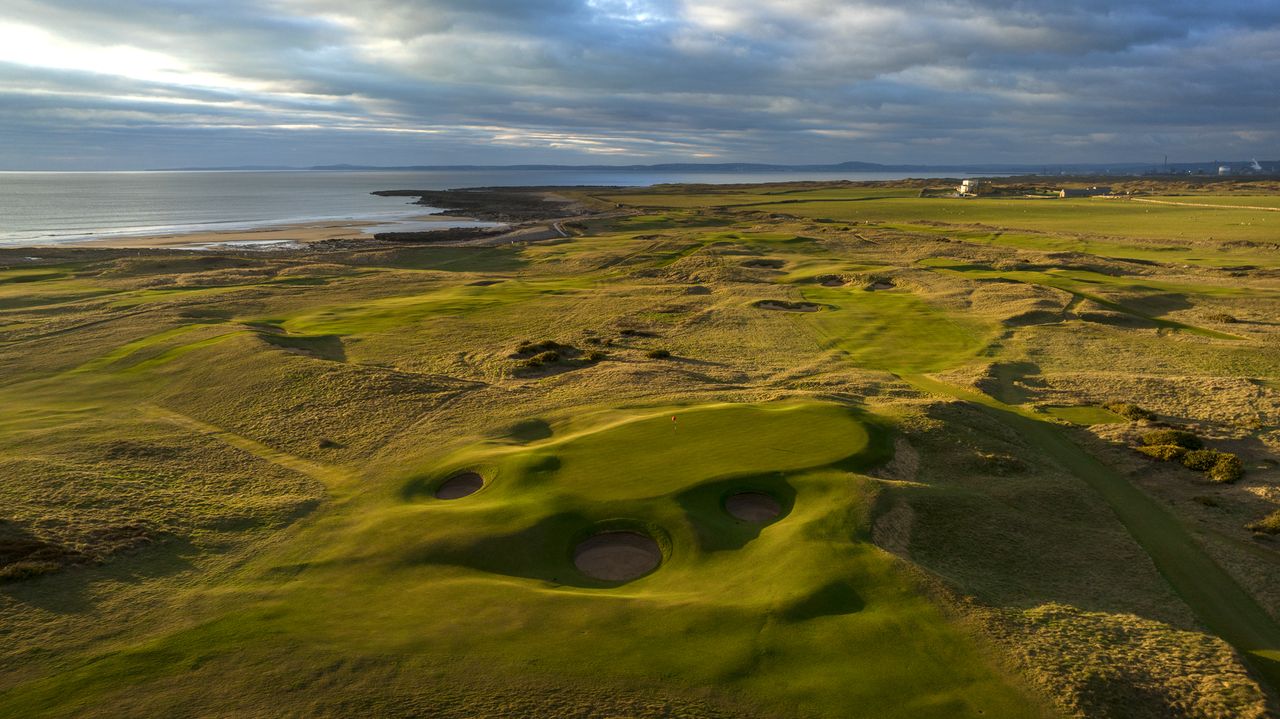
[[905, 374, 1280, 688]]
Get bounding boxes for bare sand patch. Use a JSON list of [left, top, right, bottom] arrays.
[[435, 472, 484, 499], [573, 531, 661, 582], [60, 215, 478, 249], [725, 492, 782, 523]]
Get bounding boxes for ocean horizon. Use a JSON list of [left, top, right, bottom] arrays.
[[0, 169, 962, 246]]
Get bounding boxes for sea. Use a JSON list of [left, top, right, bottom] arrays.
[[0, 169, 940, 247]]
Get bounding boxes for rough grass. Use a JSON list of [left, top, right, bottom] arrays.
[[2, 178, 1279, 718]]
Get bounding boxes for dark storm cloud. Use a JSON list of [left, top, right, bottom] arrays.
[[0, 0, 1276, 168]]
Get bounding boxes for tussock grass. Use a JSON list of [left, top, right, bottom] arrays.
[[2, 178, 1279, 718]]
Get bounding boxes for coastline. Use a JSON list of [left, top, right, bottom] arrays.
[[53, 214, 487, 249]]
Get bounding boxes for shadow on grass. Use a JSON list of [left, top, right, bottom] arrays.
[[676, 473, 796, 553], [403, 510, 663, 589], [780, 580, 865, 621]]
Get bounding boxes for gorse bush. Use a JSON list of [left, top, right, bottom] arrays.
[[1136, 444, 1187, 461], [514, 339, 561, 356], [1132, 429, 1243, 484], [1248, 510, 1280, 535], [1181, 449, 1223, 472], [1207, 454, 1244, 484], [646, 348, 671, 359], [1140, 429, 1202, 450]]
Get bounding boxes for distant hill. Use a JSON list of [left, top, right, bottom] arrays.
[[149, 160, 1280, 175]]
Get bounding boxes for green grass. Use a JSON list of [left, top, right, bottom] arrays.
[[4, 179, 1279, 717], [70, 325, 208, 373], [908, 375, 1280, 685], [919, 257, 1248, 339], [278, 279, 586, 336], [0, 401, 1040, 718], [1040, 405, 1128, 425], [795, 285, 996, 373], [761, 196, 1279, 243], [876, 223, 1280, 268], [1143, 195, 1280, 209]]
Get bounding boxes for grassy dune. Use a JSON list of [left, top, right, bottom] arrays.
[[2, 180, 1280, 718]]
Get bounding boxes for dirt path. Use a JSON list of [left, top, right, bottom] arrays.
[[904, 374, 1280, 690], [1119, 197, 1280, 212], [144, 404, 352, 490]]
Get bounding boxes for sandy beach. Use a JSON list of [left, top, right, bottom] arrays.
[[59, 214, 482, 249]]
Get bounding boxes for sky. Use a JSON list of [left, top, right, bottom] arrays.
[[0, 0, 1276, 170]]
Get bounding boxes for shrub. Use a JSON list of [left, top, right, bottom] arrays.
[[1247, 510, 1280, 535], [1206, 312, 1238, 324], [531, 350, 559, 364], [1140, 429, 1202, 450], [1207, 454, 1244, 484], [0, 560, 61, 582], [646, 348, 671, 359], [1105, 402, 1155, 421], [1181, 449, 1223, 471], [515, 339, 560, 356], [1136, 444, 1187, 462], [584, 350, 606, 362]]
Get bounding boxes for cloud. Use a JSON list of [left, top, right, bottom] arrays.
[[0, 0, 1276, 168]]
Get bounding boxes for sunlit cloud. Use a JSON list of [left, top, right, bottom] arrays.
[[0, 0, 1276, 169]]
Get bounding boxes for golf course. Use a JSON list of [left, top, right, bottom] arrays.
[[2, 177, 1280, 718]]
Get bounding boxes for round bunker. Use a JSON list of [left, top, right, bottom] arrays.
[[725, 492, 782, 523], [573, 531, 662, 582], [435, 471, 484, 499]]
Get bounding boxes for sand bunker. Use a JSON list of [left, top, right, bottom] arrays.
[[867, 280, 895, 291], [573, 531, 661, 582], [742, 258, 786, 269], [725, 492, 782, 523], [755, 300, 825, 312], [818, 275, 846, 287], [435, 471, 484, 499]]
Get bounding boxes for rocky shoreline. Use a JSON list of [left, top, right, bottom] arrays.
[[371, 187, 601, 222]]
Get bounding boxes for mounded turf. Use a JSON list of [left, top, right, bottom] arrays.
[[0, 401, 1044, 718], [908, 375, 1280, 689], [4, 178, 1280, 718]]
